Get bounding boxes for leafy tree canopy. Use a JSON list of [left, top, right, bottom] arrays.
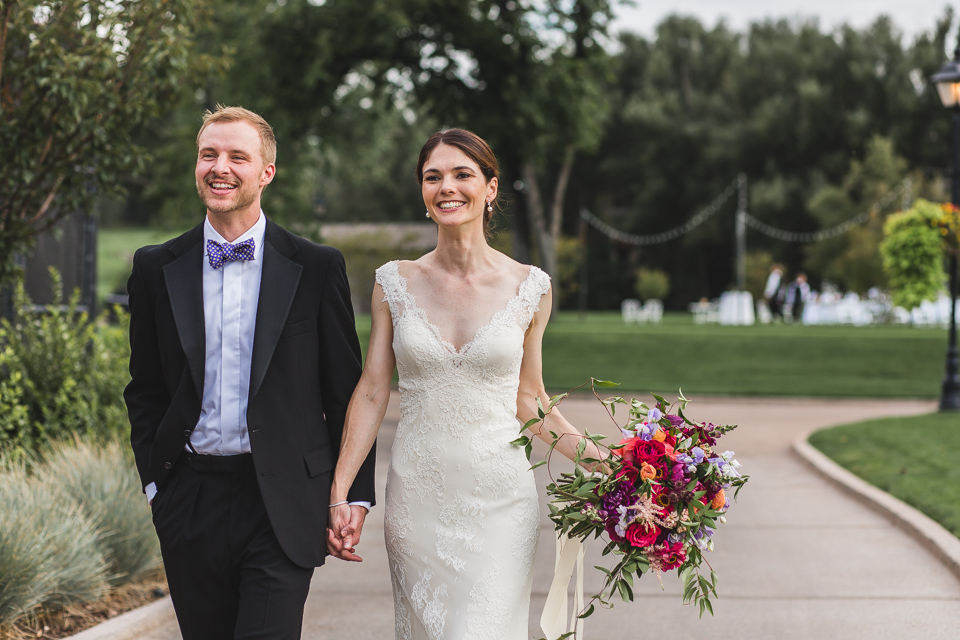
[[0, 0, 217, 286]]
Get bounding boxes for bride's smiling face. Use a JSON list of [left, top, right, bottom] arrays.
[[422, 144, 497, 229]]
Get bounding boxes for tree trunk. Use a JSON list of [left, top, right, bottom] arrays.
[[522, 149, 577, 317]]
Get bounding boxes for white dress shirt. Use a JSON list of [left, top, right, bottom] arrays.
[[191, 213, 266, 455], [146, 213, 368, 510]]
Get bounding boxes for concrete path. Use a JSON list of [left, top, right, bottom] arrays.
[[84, 393, 960, 640]]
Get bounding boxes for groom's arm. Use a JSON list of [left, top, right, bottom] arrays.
[[124, 248, 171, 496], [316, 248, 376, 505]]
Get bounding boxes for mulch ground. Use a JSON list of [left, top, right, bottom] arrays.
[[0, 568, 168, 640]]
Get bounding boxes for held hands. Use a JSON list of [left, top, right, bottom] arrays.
[[326, 504, 367, 562]]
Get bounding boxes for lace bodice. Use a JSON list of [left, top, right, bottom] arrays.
[[375, 260, 550, 640]]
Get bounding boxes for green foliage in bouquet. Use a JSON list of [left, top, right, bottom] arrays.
[[880, 199, 949, 310], [513, 379, 748, 625], [0, 269, 131, 456]]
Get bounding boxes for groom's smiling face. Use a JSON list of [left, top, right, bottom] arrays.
[[195, 121, 275, 217]]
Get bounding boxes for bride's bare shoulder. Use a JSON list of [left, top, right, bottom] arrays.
[[394, 255, 432, 279], [491, 252, 536, 288]]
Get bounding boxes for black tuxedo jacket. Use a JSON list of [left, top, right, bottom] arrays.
[[124, 219, 375, 568]]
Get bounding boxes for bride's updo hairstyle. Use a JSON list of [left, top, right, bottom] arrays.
[[417, 128, 500, 236]]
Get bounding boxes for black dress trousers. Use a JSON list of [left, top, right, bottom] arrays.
[[151, 454, 314, 640]]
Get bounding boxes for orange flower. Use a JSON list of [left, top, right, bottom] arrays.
[[639, 462, 659, 481], [651, 428, 666, 443], [711, 488, 726, 510]]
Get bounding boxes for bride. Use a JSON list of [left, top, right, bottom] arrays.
[[327, 128, 601, 639]]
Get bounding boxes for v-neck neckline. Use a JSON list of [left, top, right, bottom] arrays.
[[393, 263, 535, 355]]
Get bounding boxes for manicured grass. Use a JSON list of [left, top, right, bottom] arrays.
[[809, 413, 960, 537], [357, 311, 947, 398], [98, 227, 187, 300]]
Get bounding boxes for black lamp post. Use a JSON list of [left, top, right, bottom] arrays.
[[932, 48, 960, 411]]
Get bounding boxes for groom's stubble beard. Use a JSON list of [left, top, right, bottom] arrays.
[[196, 175, 261, 215]]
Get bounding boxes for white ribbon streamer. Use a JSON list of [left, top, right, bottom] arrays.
[[540, 533, 586, 640]]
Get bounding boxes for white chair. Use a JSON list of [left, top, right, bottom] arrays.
[[643, 299, 663, 324], [621, 299, 642, 323]]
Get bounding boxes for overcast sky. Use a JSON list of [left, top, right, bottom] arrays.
[[611, 1, 957, 42]]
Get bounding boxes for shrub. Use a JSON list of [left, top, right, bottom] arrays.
[[634, 267, 671, 301], [880, 199, 947, 310], [41, 438, 160, 586], [0, 462, 109, 627], [0, 269, 131, 455]]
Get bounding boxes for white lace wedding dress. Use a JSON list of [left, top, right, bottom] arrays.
[[375, 260, 551, 640]]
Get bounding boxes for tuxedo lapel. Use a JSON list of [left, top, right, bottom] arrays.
[[249, 220, 302, 401], [163, 225, 205, 400]]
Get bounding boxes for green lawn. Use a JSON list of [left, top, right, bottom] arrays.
[[102, 226, 947, 400], [357, 311, 947, 398], [98, 227, 188, 300], [809, 413, 960, 537]]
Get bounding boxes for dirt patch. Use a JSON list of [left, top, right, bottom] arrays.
[[0, 568, 168, 640]]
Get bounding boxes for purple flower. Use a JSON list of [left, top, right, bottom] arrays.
[[600, 482, 633, 522], [670, 462, 687, 485], [677, 447, 705, 474]]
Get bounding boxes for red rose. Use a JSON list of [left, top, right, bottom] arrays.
[[631, 439, 666, 465], [625, 522, 660, 548]]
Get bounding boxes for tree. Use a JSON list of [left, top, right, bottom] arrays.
[[0, 0, 214, 286], [804, 135, 912, 293], [577, 11, 955, 307], [193, 0, 617, 311]]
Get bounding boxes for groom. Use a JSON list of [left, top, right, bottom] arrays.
[[124, 105, 376, 640]]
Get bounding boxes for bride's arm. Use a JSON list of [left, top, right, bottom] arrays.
[[330, 282, 395, 503], [327, 283, 395, 560], [516, 286, 605, 467]]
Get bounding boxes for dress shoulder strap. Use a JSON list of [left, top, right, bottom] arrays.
[[375, 261, 407, 316], [515, 265, 551, 324]]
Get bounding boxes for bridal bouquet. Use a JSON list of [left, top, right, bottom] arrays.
[[513, 380, 748, 621]]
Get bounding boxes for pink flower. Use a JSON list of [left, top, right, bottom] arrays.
[[655, 540, 687, 571]]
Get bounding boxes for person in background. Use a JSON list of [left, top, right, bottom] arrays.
[[785, 272, 811, 323], [763, 263, 784, 321]]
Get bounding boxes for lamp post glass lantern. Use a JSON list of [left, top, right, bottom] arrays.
[[932, 49, 960, 411]]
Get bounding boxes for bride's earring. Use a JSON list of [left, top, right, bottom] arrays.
[[425, 210, 431, 218], [486, 201, 493, 213]]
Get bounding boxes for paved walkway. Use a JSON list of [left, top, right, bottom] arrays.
[[99, 393, 960, 640]]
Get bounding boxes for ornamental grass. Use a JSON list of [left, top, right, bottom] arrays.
[[41, 438, 160, 586], [0, 462, 109, 628], [0, 437, 161, 632]]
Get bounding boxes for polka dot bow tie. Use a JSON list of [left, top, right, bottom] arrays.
[[207, 238, 256, 269]]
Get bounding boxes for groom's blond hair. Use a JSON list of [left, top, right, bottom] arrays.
[[197, 105, 277, 165]]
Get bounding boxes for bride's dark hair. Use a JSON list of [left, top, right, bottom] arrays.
[[416, 129, 500, 234]]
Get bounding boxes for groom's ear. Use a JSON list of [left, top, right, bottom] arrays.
[[260, 163, 276, 189]]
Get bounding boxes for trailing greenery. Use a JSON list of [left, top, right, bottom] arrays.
[[0, 460, 109, 628], [880, 199, 949, 310], [809, 413, 960, 538], [355, 311, 947, 398], [42, 438, 160, 586], [0, 270, 131, 456]]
